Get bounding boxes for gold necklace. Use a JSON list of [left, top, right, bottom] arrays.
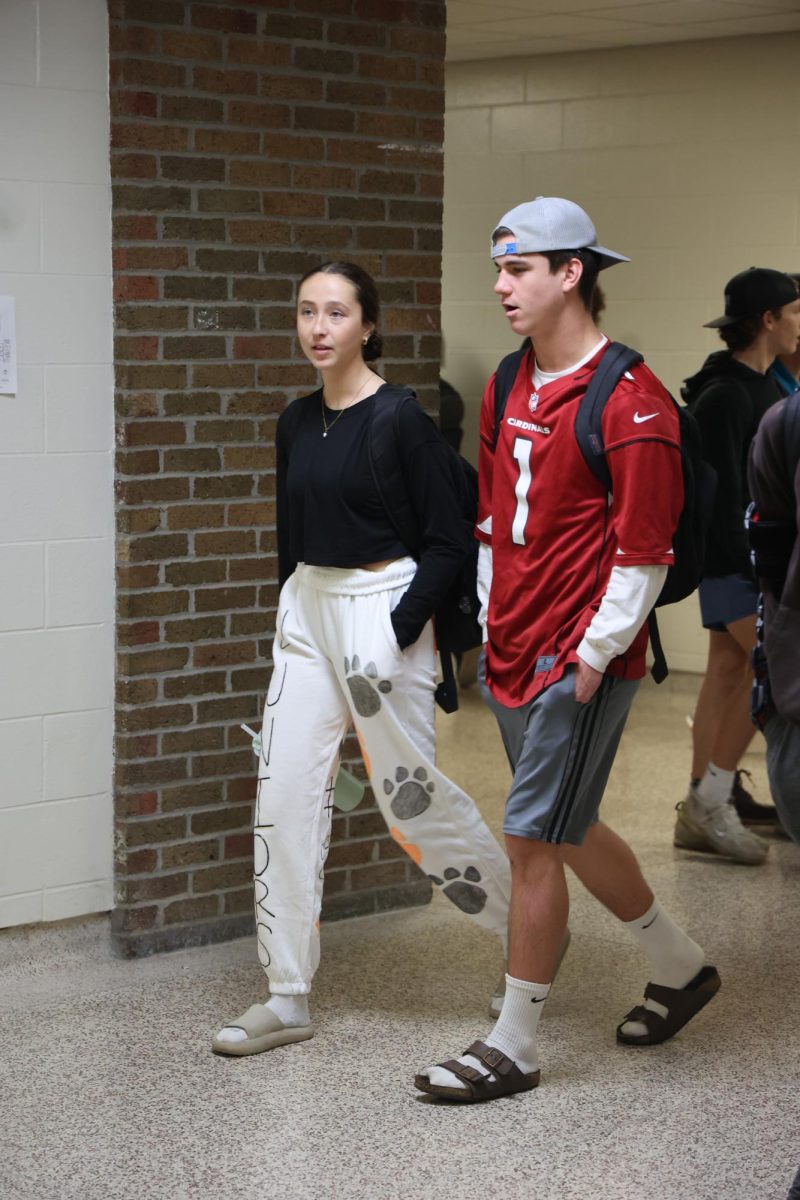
[[321, 373, 374, 438]]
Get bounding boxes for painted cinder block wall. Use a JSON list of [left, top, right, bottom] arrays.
[[0, 0, 115, 929], [110, 0, 446, 955], [442, 33, 800, 673]]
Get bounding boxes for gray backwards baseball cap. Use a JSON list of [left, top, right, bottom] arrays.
[[491, 196, 629, 271]]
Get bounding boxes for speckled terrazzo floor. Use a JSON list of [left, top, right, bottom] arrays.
[[2, 673, 799, 1200]]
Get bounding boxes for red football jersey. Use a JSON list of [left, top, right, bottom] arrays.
[[477, 342, 683, 707]]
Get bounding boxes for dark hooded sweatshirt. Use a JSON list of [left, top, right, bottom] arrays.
[[748, 395, 800, 723], [682, 350, 780, 578]]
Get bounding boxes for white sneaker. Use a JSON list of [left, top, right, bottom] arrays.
[[674, 786, 768, 865]]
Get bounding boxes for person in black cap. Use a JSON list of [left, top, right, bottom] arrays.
[[676, 267, 800, 864]]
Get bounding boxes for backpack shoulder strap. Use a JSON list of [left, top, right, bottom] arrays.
[[492, 338, 531, 449], [574, 341, 644, 492], [367, 387, 420, 556]]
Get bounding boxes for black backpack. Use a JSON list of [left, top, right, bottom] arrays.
[[367, 388, 482, 714], [493, 340, 717, 682]]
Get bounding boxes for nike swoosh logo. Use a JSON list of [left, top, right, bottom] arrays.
[[641, 914, 658, 929], [633, 411, 659, 424], [530, 996, 546, 1004]]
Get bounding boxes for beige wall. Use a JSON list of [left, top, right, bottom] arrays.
[[0, 0, 114, 928], [443, 32, 800, 673]]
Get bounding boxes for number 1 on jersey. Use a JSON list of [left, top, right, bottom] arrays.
[[511, 436, 532, 545]]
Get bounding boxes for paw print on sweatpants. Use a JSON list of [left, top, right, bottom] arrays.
[[383, 765, 435, 820], [429, 866, 487, 915], [345, 655, 392, 718]]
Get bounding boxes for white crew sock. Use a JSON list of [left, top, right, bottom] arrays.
[[215, 993, 310, 1045], [695, 763, 736, 812], [618, 898, 705, 1039], [422, 975, 549, 1091]]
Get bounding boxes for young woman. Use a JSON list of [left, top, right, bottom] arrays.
[[212, 262, 511, 1056]]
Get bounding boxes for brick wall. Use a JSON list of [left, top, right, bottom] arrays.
[[109, 0, 446, 955]]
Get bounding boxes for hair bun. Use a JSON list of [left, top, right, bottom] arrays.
[[363, 331, 382, 361]]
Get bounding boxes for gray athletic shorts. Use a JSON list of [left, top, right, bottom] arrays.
[[480, 657, 639, 846]]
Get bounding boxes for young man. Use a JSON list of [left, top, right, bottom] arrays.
[[679, 268, 800, 862], [415, 196, 720, 1102]]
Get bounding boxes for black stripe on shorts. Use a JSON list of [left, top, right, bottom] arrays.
[[542, 675, 612, 843]]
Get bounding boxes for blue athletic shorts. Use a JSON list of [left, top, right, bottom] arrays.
[[698, 572, 758, 632], [479, 657, 639, 846]]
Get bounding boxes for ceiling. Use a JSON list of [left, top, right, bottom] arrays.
[[446, 0, 800, 59]]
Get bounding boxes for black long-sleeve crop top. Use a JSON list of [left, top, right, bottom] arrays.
[[275, 383, 470, 649]]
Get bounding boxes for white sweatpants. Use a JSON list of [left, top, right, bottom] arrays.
[[254, 559, 511, 994]]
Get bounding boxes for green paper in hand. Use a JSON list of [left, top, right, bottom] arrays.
[[334, 767, 365, 812]]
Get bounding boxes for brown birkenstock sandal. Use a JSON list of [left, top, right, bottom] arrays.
[[414, 1040, 540, 1102], [616, 965, 721, 1046]]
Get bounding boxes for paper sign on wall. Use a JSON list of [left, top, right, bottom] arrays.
[[0, 296, 18, 394]]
